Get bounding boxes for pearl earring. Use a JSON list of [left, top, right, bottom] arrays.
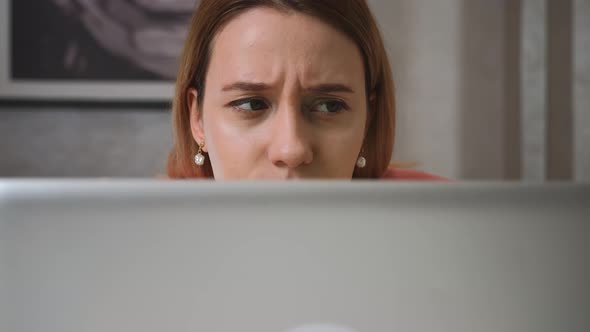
[[356, 156, 366, 168], [194, 142, 206, 166]]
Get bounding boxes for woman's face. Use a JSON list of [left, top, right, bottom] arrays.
[[190, 7, 367, 179]]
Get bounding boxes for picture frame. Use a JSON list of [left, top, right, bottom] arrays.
[[0, 0, 186, 103]]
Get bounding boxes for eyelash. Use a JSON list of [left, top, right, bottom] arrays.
[[228, 97, 270, 113], [312, 100, 350, 115], [227, 97, 350, 117]]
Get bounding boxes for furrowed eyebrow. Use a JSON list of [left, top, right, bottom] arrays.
[[221, 82, 355, 94], [304, 84, 355, 94], [222, 82, 272, 92]]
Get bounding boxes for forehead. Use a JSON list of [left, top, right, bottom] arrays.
[[206, 7, 365, 87]]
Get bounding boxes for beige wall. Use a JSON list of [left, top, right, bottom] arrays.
[[574, 0, 590, 182], [369, 0, 507, 179]]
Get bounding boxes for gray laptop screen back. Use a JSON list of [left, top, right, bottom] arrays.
[[1, 181, 589, 332]]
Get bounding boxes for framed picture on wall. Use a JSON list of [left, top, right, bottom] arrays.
[[0, 0, 197, 102]]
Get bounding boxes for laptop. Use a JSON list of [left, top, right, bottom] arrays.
[[1, 180, 589, 332]]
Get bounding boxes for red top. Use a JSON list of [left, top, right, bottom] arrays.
[[381, 166, 449, 181]]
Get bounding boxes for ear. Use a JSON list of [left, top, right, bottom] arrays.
[[369, 91, 377, 105], [188, 88, 208, 153], [365, 91, 377, 135]]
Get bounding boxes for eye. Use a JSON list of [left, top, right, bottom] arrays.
[[312, 100, 349, 114], [229, 98, 270, 112]]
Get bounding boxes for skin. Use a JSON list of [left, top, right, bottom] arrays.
[[189, 7, 368, 180]]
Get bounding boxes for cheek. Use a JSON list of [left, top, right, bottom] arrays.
[[319, 127, 363, 160], [202, 110, 262, 176], [315, 114, 366, 166]]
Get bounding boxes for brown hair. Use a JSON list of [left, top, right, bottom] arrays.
[[167, 0, 395, 179]]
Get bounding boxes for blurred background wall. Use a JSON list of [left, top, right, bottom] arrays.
[[0, 0, 587, 180]]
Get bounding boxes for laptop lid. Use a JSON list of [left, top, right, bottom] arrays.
[[1, 180, 589, 332]]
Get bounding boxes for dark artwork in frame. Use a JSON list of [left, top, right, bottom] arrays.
[[2, 0, 198, 102]]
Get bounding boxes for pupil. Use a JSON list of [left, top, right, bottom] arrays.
[[250, 99, 264, 110], [327, 102, 338, 112]]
